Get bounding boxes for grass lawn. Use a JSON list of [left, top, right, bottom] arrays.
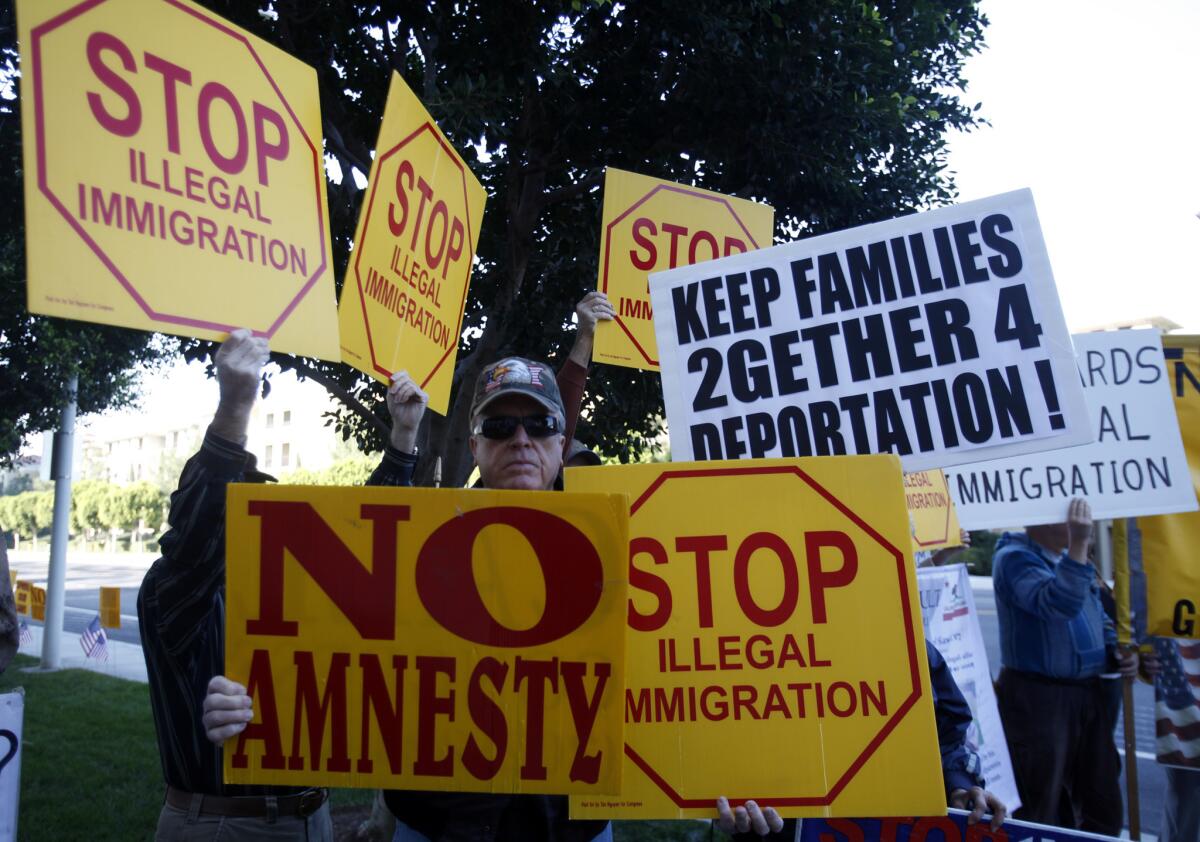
[[0, 655, 725, 841]]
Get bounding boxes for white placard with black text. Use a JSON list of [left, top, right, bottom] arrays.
[[650, 189, 1090, 471], [0, 690, 23, 842], [946, 329, 1198, 529]]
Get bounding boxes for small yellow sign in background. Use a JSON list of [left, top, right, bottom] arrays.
[[567, 457, 944, 819], [100, 586, 122, 630], [224, 483, 629, 794], [594, 168, 774, 371], [14, 581, 31, 616], [905, 470, 963, 554], [17, 0, 339, 358], [1140, 335, 1200, 638], [337, 72, 487, 414]]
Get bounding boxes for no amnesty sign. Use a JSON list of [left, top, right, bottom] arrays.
[[567, 457, 944, 819], [224, 484, 629, 794], [337, 72, 487, 414], [17, 0, 340, 359]]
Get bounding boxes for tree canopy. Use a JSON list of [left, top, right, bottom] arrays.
[[1, 0, 988, 483]]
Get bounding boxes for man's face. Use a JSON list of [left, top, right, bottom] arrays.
[[469, 395, 565, 490]]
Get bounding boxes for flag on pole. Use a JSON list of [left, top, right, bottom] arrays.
[[1154, 637, 1200, 768], [79, 614, 108, 662], [18, 619, 31, 647]]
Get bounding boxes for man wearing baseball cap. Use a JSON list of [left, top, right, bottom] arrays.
[[383, 358, 610, 840]]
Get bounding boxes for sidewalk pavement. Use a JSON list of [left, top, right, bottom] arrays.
[[16, 621, 147, 683]]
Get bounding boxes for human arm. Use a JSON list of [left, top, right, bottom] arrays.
[[202, 675, 253, 744], [995, 503, 1096, 622], [558, 292, 614, 448], [950, 788, 1007, 831], [146, 330, 270, 655], [367, 371, 427, 488]]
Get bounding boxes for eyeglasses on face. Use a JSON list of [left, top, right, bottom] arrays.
[[473, 414, 562, 440]]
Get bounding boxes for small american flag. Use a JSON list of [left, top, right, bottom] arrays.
[[79, 614, 109, 662], [18, 619, 31, 647], [1154, 637, 1200, 768]]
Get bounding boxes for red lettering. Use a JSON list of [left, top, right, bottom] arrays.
[[414, 656, 455, 777], [514, 656, 557, 780], [231, 649, 285, 770], [252, 101, 289, 187], [723, 236, 748, 255], [288, 651, 351, 772], [911, 817, 961, 842], [143, 51, 191, 153], [357, 653, 407, 774], [561, 661, 611, 783], [246, 502, 407, 639], [197, 81, 248, 176], [443, 216, 465, 279], [688, 229, 719, 263], [462, 657, 509, 781], [734, 531, 799, 626], [628, 537, 672, 632], [805, 531, 858, 624], [675, 534, 727, 628], [661, 221, 688, 268], [416, 507, 603, 647], [389, 159, 415, 236], [819, 819, 866, 842], [87, 32, 141, 137], [717, 635, 743, 670], [629, 217, 657, 270]]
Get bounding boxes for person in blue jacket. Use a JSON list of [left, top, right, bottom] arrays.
[[992, 497, 1136, 835]]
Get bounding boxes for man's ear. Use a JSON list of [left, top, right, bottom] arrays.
[[468, 435, 478, 459]]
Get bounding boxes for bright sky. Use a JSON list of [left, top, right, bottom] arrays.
[[946, 0, 1200, 333]]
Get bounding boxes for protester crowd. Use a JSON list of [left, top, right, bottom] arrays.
[[4, 300, 1191, 840]]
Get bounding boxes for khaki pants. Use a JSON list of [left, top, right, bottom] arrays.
[[154, 800, 333, 841]]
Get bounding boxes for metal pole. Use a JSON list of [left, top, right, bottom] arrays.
[[1122, 677, 1141, 840], [39, 372, 77, 670]]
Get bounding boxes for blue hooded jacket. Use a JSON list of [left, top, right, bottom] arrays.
[[992, 531, 1114, 679]]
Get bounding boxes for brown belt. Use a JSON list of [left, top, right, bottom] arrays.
[[165, 785, 327, 819]]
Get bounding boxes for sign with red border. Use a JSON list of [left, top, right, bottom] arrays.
[[17, 0, 340, 358]]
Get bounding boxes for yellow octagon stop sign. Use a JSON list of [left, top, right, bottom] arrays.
[[593, 168, 774, 372], [338, 72, 486, 415], [17, 0, 339, 359], [568, 456, 944, 819]]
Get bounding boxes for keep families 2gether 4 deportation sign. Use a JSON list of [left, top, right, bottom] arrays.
[[17, 0, 341, 359], [567, 456, 945, 820], [649, 189, 1090, 472], [337, 72, 487, 414], [946, 329, 1198, 530], [223, 484, 629, 794], [593, 167, 774, 371]]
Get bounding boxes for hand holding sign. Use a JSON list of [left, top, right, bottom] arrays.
[[202, 675, 253, 744], [1066, 497, 1093, 563], [716, 797, 784, 836], [386, 370, 428, 452], [212, 329, 270, 443]]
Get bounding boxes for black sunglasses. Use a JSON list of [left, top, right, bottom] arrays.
[[473, 414, 562, 440]]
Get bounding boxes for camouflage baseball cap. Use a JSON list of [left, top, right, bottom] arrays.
[[470, 357, 566, 422]]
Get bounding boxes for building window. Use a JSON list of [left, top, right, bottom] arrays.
[[281, 443, 290, 467], [283, 410, 292, 426], [266, 413, 274, 429], [264, 445, 273, 468]]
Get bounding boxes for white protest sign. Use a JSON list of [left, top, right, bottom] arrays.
[[650, 189, 1090, 472], [916, 564, 1020, 813], [0, 690, 23, 842], [946, 329, 1198, 529]]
